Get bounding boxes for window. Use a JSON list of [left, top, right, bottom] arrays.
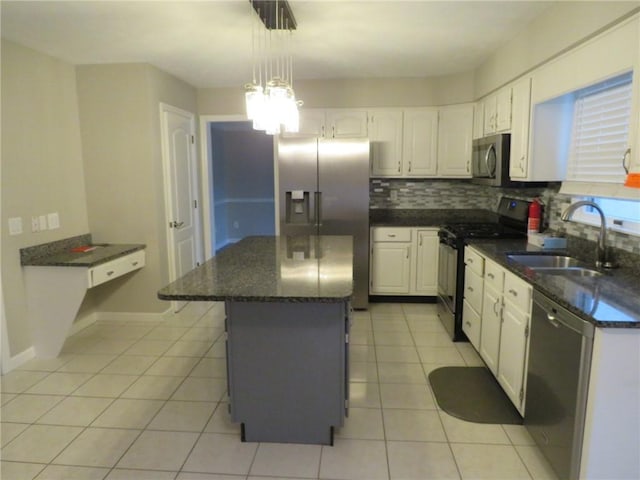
[[569, 196, 640, 236], [566, 72, 633, 184]]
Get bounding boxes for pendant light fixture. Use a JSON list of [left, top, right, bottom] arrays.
[[245, 0, 302, 135]]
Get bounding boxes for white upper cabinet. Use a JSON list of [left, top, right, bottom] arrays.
[[437, 104, 474, 177], [473, 102, 484, 140], [483, 88, 511, 135], [628, 15, 640, 175], [290, 109, 368, 138], [369, 109, 404, 176], [402, 108, 439, 176], [326, 109, 369, 138], [509, 77, 532, 179], [295, 109, 327, 137]]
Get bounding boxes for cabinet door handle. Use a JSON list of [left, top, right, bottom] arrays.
[[132, 261, 139, 267], [408, 161, 412, 172], [419, 235, 423, 246], [397, 161, 401, 173], [406, 246, 411, 259], [508, 288, 518, 297], [622, 147, 631, 174], [487, 272, 494, 279], [467, 258, 473, 264], [467, 286, 474, 292], [106, 270, 115, 277], [493, 298, 500, 315]]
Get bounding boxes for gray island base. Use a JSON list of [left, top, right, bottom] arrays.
[[158, 235, 353, 445]]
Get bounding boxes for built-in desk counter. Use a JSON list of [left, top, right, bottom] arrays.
[[20, 234, 146, 358]]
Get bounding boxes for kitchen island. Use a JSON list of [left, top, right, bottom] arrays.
[[158, 235, 353, 445]]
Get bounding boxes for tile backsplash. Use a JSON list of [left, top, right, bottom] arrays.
[[370, 178, 640, 255]]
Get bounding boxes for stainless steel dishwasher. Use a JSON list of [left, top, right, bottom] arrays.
[[525, 290, 595, 480]]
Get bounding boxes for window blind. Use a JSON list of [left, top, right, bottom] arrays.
[[566, 73, 633, 183]]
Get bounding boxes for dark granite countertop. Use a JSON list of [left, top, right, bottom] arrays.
[[158, 235, 353, 303], [369, 208, 498, 227], [20, 234, 145, 268], [467, 239, 640, 328]]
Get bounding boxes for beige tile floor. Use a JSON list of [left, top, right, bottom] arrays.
[[0, 302, 559, 480]]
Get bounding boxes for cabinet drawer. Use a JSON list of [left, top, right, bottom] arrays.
[[484, 259, 504, 291], [464, 247, 485, 276], [464, 268, 484, 312], [462, 299, 481, 350], [89, 250, 145, 288], [371, 227, 412, 242], [503, 270, 532, 313]]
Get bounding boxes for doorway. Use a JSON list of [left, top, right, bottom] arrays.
[[206, 121, 276, 254]]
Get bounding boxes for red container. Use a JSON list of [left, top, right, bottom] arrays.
[[528, 198, 542, 233]]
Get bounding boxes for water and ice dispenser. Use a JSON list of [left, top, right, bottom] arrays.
[[285, 190, 312, 225]]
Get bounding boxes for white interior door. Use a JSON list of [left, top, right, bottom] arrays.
[[160, 103, 202, 312]]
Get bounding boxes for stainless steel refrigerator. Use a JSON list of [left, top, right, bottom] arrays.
[[277, 137, 370, 309]]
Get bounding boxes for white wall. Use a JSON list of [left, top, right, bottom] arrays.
[[474, 2, 640, 97], [76, 63, 198, 315], [1, 40, 90, 358], [197, 73, 475, 115]]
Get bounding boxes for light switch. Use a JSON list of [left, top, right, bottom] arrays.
[[38, 215, 48, 231], [8, 217, 23, 235], [31, 216, 40, 232], [47, 212, 60, 229]]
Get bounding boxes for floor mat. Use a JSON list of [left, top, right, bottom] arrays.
[[428, 366, 523, 424]]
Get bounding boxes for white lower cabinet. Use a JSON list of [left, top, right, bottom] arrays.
[[480, 282, 502, 376], [415, 229, 439, 294], [465, 246, 533, 416], [370, 227, 439, 295], [370, 241, 412, 294]]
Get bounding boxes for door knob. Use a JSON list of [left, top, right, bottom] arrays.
[[171, 221, 184, 229]]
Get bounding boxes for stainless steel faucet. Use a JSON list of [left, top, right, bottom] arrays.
[[561, 201, 616, 269]]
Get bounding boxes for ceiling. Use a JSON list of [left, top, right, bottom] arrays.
[[1, 1, 556, 88]]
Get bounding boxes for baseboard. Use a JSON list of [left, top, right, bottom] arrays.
[[94, 309, 171, 323], [4, 346, 36, 374], [2, 309, 171, 374]]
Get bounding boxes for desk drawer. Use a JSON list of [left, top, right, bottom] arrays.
[[89, 250, 145, 288]]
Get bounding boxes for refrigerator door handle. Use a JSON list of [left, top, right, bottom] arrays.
[[314, 191, 322, 227]]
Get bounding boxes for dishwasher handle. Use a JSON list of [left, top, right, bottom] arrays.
[[545, 311, 561, 328]]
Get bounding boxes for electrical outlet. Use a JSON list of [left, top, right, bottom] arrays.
[[390, 190, 398, 202], [31, 216, 40, 232], [8, 217, 23, 236], [47, 212, 60, 229], [233, 221, 239, 229]]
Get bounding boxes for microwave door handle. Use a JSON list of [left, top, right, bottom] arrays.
[[485, 144, 496, 177]]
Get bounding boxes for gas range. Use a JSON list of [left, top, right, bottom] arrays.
[[436, 197, 532, 342], [439, 222, 527, 241]]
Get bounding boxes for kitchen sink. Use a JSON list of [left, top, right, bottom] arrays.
[[507, 254, 585, 268], [528, 267, 602, 278], [507, 254, 603, 278]]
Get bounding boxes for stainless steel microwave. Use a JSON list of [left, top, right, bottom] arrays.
[[471, 133, 513, 187]]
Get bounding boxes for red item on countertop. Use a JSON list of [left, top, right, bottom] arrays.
[[528, 198, 542, 233], [71, 245, 96, 253]]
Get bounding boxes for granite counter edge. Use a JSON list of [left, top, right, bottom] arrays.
[[467, 240, 640, 329]]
